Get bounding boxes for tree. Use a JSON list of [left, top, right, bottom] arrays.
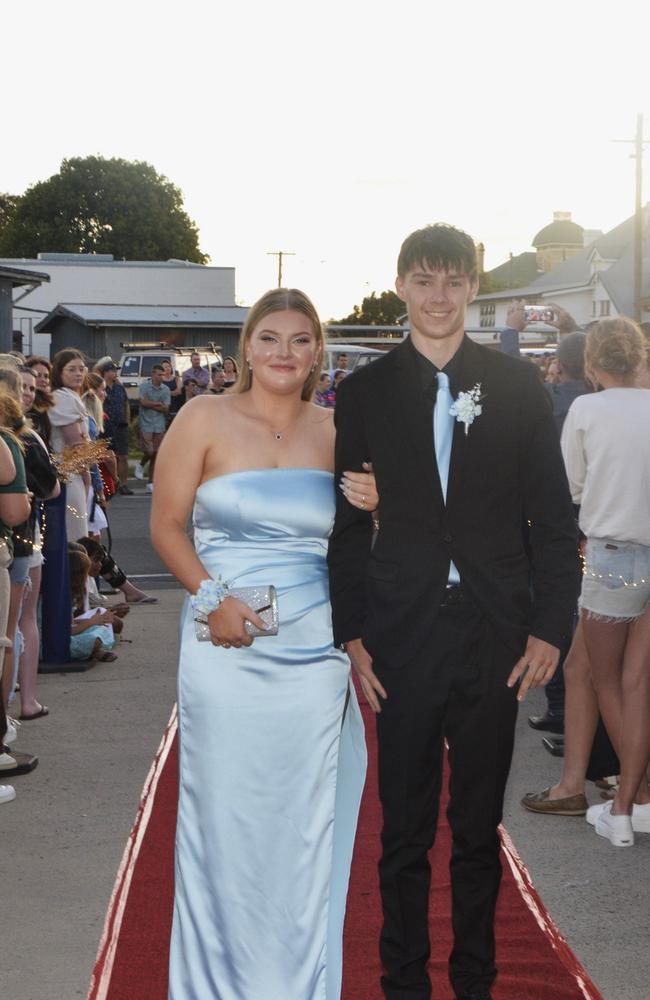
[[332, 289, 405, 326], [0, 193, 19, 235], [0, 156, 208, 262]]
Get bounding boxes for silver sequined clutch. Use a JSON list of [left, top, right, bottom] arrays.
[[194, 585, 279, 642]]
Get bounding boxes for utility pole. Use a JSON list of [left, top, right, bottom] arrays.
[[615, 113, 648, 321], [266, 250, 295, 288]]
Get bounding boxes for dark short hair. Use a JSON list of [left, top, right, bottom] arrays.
[[151, 364, 165, 373], [186, 377, 198, 386], [556, 333, 586, 380], [76, 536, 104, 561], [211, 364, 223, 373], [397, 223, 478, 280]]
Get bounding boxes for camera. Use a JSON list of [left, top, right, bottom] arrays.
[[524, 305, 555, 324]]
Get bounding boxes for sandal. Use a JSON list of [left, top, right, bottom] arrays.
[[95, 647, 118, 662]]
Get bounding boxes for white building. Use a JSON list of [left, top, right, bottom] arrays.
[[3, 252, 238, 355], [467, 208, 650, 344]]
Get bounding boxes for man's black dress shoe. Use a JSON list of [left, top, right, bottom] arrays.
[[528, 712, 564, 734]]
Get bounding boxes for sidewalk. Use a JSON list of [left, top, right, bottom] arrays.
[[3, 586, 648, 1000], [3, 589, 182, 1000]]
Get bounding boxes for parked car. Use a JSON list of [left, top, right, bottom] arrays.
[[324, 342, 388, 375], [520, 345, 557, 358], [117, 344, 223, 405]]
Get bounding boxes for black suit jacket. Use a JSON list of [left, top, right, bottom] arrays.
[[327, 335, 581, 668]]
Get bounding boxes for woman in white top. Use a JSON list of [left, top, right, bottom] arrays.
[[561, 317, 650, 846], [49, 349, 90, 542]]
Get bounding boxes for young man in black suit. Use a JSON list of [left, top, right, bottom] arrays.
[[328, 224, 581, 1000]]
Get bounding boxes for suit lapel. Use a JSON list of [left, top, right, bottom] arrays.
[[392, 339, 445, 509], [447, 336, 487, 510]]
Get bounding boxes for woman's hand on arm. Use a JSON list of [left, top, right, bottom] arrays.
[[340, 462, 378, 512]]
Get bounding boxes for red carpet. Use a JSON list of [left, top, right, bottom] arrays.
[[89, 704, 602, 1000]]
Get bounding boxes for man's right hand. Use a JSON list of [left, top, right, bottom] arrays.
[[344, 638, 387, 713], [506, 300, 527, 332]]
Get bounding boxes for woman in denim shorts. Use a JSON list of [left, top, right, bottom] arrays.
[[561, 317, 650, 846]]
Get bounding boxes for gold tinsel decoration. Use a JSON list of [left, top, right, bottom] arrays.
[[53, 440, 111, 481]]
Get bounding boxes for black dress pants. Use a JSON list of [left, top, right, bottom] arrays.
[[374, 597, 519, 999]]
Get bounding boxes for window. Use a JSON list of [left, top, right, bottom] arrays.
[[120, 355, 140, 377], [599, 300, 611, 317], [141, 355, 169, 376], [479, 303, 495, 328]]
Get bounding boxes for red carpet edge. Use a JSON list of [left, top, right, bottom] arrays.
[[88, 705, 602, 1000], [88, 706, 178, 1000]]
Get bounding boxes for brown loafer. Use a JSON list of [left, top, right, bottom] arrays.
[[521, 787, 588, 816]]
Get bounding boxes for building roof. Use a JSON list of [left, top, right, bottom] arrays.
[[0, 265, 50, 287], [532, 218, 584, 247], [0, 255, 232, 272], [484, 252, 539, 288], [35, 303, 249, 333], [475, 209, 650, 309]]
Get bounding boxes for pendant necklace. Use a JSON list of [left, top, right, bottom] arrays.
[[267, 407, 305, 441]]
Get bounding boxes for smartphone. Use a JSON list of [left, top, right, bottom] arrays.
[[525, 305, 555, 324]]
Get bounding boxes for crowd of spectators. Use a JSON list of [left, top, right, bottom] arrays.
[[0, 349, 155, 806]]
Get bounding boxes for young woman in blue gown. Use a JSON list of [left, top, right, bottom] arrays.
[[151, 289, 381, 1000]]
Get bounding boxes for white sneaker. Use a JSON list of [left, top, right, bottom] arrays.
[[146, 483, 154, 493], [0, 784, 16, 804], [629, 802, 650, 833], [0, 752, 17, 771], [593, 800, 634, 846], [587, 799, 650, 833], [5, 717, 19, 745], [134, 462, 145, 480]]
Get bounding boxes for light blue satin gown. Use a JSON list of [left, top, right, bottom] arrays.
[[169, 469, 367, 1000]]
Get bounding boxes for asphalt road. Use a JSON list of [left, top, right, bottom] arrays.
[[4, 484, 648, 1000]]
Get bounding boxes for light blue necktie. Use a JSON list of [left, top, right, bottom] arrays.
[[434, 371, 460, 585]]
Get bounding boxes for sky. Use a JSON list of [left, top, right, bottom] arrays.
[[3, 0, 649, 319]]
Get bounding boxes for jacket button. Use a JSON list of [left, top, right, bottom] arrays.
[[443, 532, 452, 543]]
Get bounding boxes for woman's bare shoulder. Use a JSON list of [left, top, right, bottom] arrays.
[[307, 401, 334, 426], [174, 392, 240, 423]]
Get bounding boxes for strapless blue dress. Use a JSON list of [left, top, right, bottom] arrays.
[[169, 469, 367, 1000]]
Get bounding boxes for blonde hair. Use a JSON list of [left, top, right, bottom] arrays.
[[0, 388, 28, 450], [585, 317, 645, 379], [0, 365, 22, 399], [82, 372, 105, 432], [233, 288, 324, 401]]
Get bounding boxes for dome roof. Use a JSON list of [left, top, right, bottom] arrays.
[[533, 218, 584, 248]]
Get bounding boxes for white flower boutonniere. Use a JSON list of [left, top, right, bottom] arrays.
[[449, 383, 483, 436]]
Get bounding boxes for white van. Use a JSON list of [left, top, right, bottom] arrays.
[[118, 344, 223, 405], [324, 343, 387, 375]]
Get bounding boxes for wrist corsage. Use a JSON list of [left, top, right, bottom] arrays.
[[190, 576, 231, 616]]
